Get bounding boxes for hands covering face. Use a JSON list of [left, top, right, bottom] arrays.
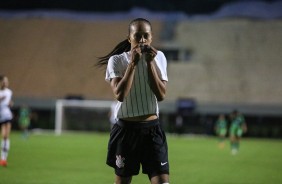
[[131, 44, 157, 65]]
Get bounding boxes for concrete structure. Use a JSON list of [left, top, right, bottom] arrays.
[[1, 17, 282, 114]]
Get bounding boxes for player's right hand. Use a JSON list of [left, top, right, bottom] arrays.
[[131, 44, 142, 65]]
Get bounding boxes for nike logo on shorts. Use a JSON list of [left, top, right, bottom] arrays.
[[161, 162, 168, 166]]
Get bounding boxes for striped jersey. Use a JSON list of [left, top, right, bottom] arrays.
[[105, 51, 168, 120]]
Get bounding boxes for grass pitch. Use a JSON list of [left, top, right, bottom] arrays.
[[0, 131, 282, 184]]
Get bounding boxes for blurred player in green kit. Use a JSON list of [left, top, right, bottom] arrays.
[[214, 114, 228, 149], [229, 110, 247, 155], [18, 105, 31, 139]]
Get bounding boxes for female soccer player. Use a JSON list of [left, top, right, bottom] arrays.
[[214, 114, 228, 149], [229, 110, 247, 155], [0, 75, 13, 167], [97, 18, 170, 184], [18, 104, 31, 139]]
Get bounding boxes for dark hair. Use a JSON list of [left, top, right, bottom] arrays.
[[96, 18, 152, 69]]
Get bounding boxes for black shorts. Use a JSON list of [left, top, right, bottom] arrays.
[[0, 119, 12, 125], [106, 119, 169, 177]]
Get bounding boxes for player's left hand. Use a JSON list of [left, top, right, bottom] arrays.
[[143, 45, 157, 63]]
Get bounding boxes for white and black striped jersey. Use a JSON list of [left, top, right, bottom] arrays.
[[105, 51, 168, 120], [0, 88, 13, 122]]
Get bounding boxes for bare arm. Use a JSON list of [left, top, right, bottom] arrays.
[[145, 46, 167, 101], [110, 45, 141, 102], [110, 63, 136, 102], [110, 45, 167, 102], [147, 61, 167, 101], [9, 100, 13, 108]]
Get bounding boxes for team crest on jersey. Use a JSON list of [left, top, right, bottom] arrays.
[[116, 155, 125, 168]]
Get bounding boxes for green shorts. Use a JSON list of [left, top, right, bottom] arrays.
[[217, 129, 227, 136], [19, 118, 30, 128], [230, 126, 243, 137]]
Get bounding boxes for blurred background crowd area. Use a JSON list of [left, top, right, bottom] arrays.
[[1, 0, 282, 137]]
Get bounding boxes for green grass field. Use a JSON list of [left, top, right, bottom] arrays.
[[0, 131, 282, 184]]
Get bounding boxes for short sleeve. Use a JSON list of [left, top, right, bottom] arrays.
[[105, 55, 124, 82], [155, 51, 168, 81]]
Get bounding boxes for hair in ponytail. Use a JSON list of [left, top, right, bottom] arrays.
[[96, 18, 152, 69], [96, 39, 130, 68]]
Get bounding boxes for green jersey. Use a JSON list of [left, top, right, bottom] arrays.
[[215, 119, 227, 136], [230, 115, 245, 137], [19, 107, 30, 127]]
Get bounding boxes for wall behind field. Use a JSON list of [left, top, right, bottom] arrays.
[[0, 15, 282, 106], [0, 18, 163, 100], [168, 19, 282, 105]]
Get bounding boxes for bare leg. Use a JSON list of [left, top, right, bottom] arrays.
[[150, 174, 169, 184], [230, 135, 240, 155], [1, 122, 11, 165], [115, 175, 132, 184], [2, 123, 11, 139]]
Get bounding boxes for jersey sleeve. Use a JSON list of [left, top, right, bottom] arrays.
[[105, 55, 124, 82], [155, 51, 168, 81]]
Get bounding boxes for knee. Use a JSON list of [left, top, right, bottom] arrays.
[[150, 174, 169, 184], [1, 133, 8, 140], [115, 176, 132, 184]]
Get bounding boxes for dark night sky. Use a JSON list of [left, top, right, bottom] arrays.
[[0, 0, 277, 15]]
